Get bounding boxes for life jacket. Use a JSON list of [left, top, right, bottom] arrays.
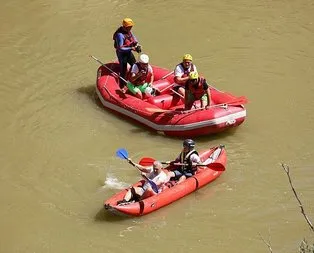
[[179, 63, 195, 78], [113, 26, 137, 49], [179, 149, 199, 172], [186, 77, 206, 100], [131, 62, 152, 85]]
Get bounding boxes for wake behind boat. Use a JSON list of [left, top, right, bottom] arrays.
[[93, 57, 247, 137]]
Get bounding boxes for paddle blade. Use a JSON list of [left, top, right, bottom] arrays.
[[139, 157, 155, 166], [116, 148, 128, 160], [206, 162, 225, 171]]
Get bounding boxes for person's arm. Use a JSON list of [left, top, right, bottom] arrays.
[[165, 154, 180, 166], [174, 76, 189, 84], [202, 80, 211, 108], [127, 158, 152, 173], [129, 65, 143, 83], [131, 32, 138, 45], [174, 65, 188, 84], [116, 33, 134, 52], [189, 153, 201, 166]]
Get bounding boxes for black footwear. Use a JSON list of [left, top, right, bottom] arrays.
[[117, 199, 128, 205]]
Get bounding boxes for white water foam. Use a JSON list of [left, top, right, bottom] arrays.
[[101, 174, 129, 190]]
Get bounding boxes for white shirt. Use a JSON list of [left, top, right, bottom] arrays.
[[146, 168, 168, 185], [143, 168, 168, 192]]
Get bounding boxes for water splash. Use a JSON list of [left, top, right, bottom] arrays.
[[101, 174, 129, 190]]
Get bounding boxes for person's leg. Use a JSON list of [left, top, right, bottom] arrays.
[[169, 170, 183, 181], [177, 175, 187, 183], [178, 87, 185, 101], [117, 53, 128, 89], [200, 94, 209, 108], [123, 188, 133, 201], [126, 82, 143, 99], [185, 92, 194, 110], [127, 52, 136, 67], [141, 188, 156, 199], [139, 83, 151, 98], [118, 186, 144, 204]]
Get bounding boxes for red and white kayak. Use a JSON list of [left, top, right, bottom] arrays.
[[95, 60, 247, 137], [104, 145, 226, 216]]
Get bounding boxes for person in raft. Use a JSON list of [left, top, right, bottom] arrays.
[[173, 54, 198, 100], [113, 17, 142, 89], [167, 139, 201, 184], [117, 160, 169, 205], [184, 71, 211, 110], [127, 53, 155, 99]]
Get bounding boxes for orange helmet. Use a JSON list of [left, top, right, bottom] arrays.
[[122, 18, 134, 27]]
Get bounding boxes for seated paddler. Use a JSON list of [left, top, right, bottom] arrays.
[[117, 160, 169, 205], [126, 53, 156, 99]]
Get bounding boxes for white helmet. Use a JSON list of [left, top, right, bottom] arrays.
[[139, 54, 149, 64]]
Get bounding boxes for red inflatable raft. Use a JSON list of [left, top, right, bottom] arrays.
[[104, 145, 226, 216], [94, 58, 247, 137]]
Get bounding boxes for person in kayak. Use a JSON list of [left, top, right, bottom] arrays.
[[167, 139, 201, 183], [126, 53, 155, 99], [117, 160, 169, 205], [184, 71, 211, 110], [113, 17, 142, 89], [173, 54, 198, 100]]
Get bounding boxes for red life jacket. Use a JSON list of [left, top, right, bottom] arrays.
[[186, 77, 206, 99], [113, 26, 136, 49], [131, 63, 152, 85]]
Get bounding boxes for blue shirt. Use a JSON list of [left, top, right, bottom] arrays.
[[115, 32, 138, 53]]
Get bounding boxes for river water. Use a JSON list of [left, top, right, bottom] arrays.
[[1, 0, 314, 252]]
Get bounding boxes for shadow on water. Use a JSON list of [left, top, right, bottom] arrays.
[[77, 84, 103, 108], [94, 208, 131, 222]]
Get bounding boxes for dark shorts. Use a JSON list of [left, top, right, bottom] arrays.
[[173, 170, 194, 179], [173, 85, 182, 92]]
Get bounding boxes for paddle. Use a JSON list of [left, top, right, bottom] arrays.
[[159, 82, 175, 93], [145, 96, 248, 113], [139, 157, 225, 171], [161, 71, 174, 80], [116, 148, 159, 193], [90, 55, 128, 84]]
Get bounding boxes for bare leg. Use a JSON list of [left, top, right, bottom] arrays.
[[177, 175, 187, 183], [123, 186, 144, 201], [178, 87, 185, 101], [124, 189, 133, 201], [134, 91, 143, 99]]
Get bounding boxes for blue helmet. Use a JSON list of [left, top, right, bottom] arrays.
[[183, 139, 195, 149]]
